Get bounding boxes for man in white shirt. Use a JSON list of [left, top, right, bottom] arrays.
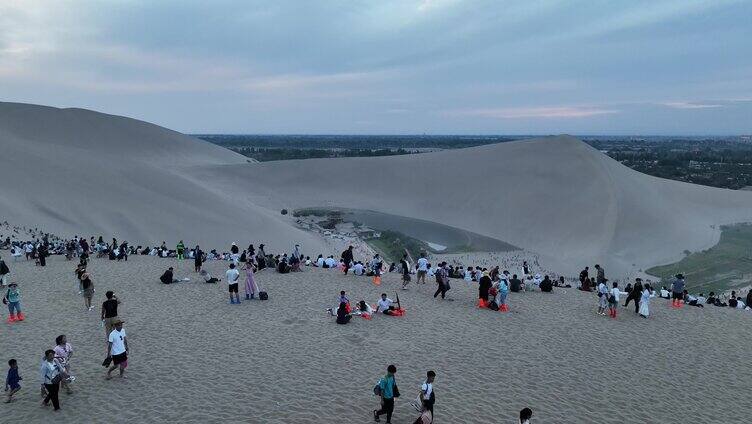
[[106, 320, 128, 380], [226, 263, 241, 304], [375, 293, 396, 315], [316, 255, 325, 268], [324, 256, 337, 269], [416, 254, 428, 284], [353, 262, 364, 276]]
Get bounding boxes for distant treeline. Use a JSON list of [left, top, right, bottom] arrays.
[[231, 147, 412, 162], [198, 134, 752, 189]]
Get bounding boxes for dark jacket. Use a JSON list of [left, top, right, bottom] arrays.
[[478, 275, 492, 300]]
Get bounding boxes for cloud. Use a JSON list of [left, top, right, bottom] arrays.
[[662, 102, 724, 109], [448, 106, 619, 119]]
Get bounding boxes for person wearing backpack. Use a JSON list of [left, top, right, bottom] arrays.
[[373, 364, 399, 423], [433, 263, 450, 300], [0, 255, 9, 287]]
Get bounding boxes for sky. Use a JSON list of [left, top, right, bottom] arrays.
[[1, 0, 750, 135]]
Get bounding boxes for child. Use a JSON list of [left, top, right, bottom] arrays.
[[596, 279, 609, 316], [608, 282, 627, 319], [5, 359, 21, 403], [3, 282, 24, 323]]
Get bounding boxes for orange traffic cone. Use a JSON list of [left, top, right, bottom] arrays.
[[373, 276, 381, 285]]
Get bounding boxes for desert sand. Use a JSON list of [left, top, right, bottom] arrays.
[[1, 254, 750, 423]]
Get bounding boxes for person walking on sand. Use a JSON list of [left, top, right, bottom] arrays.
[[53, 335, 74, 394], [101, 291, 120, 339], [40, 349, 63, 410], [639, 283, 656, 318], [400, 254, 411, 289], [624, 278, 643, 313], [433, 262, 450, 300], [226, 263, 241, 304], [194, 245, 203, 272], [176, 240, 185, 260], [341, 246, 354, 275], [80, 270, 95, 311], [373, 364, 399, 423], [5, 359, 21, 403], [106, 320, 128, 380], [243, 258, 259, 300]]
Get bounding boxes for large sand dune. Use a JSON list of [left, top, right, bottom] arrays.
[[193, 137, 752, 275], [0, 102, 327, 253], [3, 102, 752, 275]]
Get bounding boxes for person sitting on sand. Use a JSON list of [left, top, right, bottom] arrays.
[[684, 291, 703, 307], [376, 293, 397, 315], [509, 274, 522, 293], [354, 300, 374, 318], [659, 286, 671, 299], [539, 275, 553, 292], [277, 258, 290, 274], [160, 267, 180, 284], [200, 269, 219, 284], [353, 261, 365, 276], [335, 302, 352, 324], [478, 271, 492, 306], [728, 292, 738, 308]]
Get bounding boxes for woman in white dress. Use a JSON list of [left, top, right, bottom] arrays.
[[639, 283, 656, 318]]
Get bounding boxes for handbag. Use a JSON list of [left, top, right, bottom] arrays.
[[102, 356, 112, 367]]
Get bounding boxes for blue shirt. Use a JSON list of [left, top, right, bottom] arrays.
[[379, 375, 395, 399], [6, 368, 20, 388]]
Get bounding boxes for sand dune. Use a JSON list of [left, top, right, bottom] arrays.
[[4, 102, 752, 276], [193, 136, 752, 275], [0, 102, 327, 254], [1, 255, 750, 423]]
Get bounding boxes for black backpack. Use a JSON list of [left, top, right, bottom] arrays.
[[259, 291, 268, 300]]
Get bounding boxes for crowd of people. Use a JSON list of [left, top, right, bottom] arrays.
[[2, 222, 749, 421]]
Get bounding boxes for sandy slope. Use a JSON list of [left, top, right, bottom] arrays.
[[4, 102, 752, 276], [0, 102, 327, 254], [1, 255, 749, 423], [192, 136, 752, 275]]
